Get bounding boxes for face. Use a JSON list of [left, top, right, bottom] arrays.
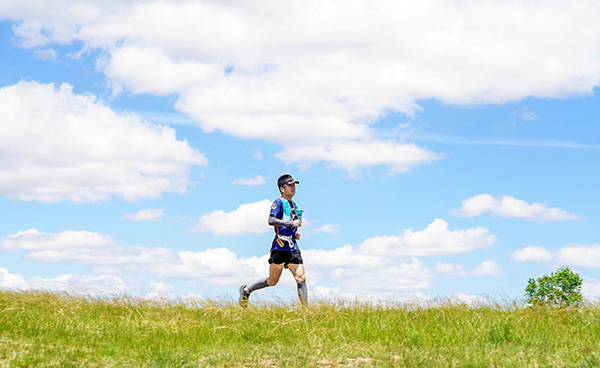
[[280, 183, 296, 198]]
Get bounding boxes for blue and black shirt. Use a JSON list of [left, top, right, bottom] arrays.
[[269, 197, 300, 251]]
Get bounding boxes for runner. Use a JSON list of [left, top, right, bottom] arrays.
[[239, 174, 307, 307]]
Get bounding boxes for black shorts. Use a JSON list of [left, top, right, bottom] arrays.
[[269, 250, 303, 268]]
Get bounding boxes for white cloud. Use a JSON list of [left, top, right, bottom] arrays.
[[358, 218, 497, 256], [27, 245, 178, 267], [0, 266, 146, 295], [331, 259, 434, 296], [435, 260, 502, 277], [510, 246, 553, 263], [303, 219, 499, 298], [175, 77, 373, 143], [0, 268, 29, 290], [33, 48, 57, 61], [511, 244, 600, 270], [304, 251, 434, 297], [6, 1, 600, 174], [305, 245, 385, 269], [0, 229, 266, 289], [232, 175, 266, 186], [514, 106, 540, 121], [435, 262, 466, 276], [413, 133, 600, 149], [149, 281, 176, 293], [0, 81, 207, 203], [314, 224, 339, 235], [471, 260, 503, 276], [451, 194, 581, 222], [28, 274, 144, 295], [191, 199, 273, 236], [105, 45, 221, 95], [582, 278, 600, 300], [556, 245, 600, 269], [0, 228, 178, 268], [276, 140, 441, 176], [158, 248, 265, 286], [0, 229, 116, 252], [0, 221, 500, 299], [122, 209, 166, 222]]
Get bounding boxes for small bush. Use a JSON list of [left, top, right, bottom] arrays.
[[525, 267, 583, 307]]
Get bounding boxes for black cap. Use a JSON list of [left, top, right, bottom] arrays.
[[277, 174, 300, 188]]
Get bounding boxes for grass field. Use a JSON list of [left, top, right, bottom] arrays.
[[1, 290, 600, 367]]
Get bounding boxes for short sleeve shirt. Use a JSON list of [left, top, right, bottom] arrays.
[[270, 198, 299, 251]]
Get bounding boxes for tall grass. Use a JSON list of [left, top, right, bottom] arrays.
[[1, 290, 600, 367]]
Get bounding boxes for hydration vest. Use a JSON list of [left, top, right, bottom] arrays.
[[274, 198, 298, 249], [280, 198, 297, 222]]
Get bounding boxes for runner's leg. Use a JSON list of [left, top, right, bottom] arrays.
[[288, 263, 307, 305], [247, 278, 269, 293], [267, 262, 285, 286]]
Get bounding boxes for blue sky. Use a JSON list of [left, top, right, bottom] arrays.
[[1, 0, 600, 303]]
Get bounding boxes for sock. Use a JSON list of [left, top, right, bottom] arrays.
[[247, 278, 269, 293], [297, 282, 308, 305]]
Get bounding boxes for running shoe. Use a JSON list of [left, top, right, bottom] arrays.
[[238, 284, 250, 308]]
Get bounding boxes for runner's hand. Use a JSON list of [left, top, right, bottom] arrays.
[[293, 220, 302, 227], [295, 232, 301, 240]]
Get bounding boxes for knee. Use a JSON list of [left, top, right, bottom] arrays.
[[295, 274, 306, 284], [267, 278, 279, 287]]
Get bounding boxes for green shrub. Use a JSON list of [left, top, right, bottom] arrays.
[[525, 267, 583, 307]]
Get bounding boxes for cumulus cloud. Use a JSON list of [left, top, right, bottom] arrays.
[[0, 266, 146, 295], [191, 199, 273, 236], [304, 251, 434, 297], [435, 260, 502, 277], [0, 229, 178, 267], [314, 224, 339, 235], [33, 48, 58, 61], [0, 268, 148, 296], [302, 219, 498, 297], [29, 274, 145, 295], [511, 244, 600, 270], [122, 209, 166, 222], [556, 245, 600, 269], [157, 249, 265, 286], [232, 175, 266, 186], [5, 0, 599, 174], [0, 81, 207, 203], [0, 229, 116, 252], [358, 218, 497, 256], [0, 268, 29, 290], [451, 194, 581, 222], [277, 140, 441, 176], [306, 245, 385, 269], [0, 220, 500, 299], [472, 260, 503, 276], [0, 229, 265, 289], [582, 278, 600, 300], [149, 281, 176, 294], [510, 245, 553, 263]]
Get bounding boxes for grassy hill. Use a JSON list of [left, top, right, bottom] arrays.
[[1, 290, 599, 367]]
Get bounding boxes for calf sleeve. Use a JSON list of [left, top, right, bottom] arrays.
[[297, 282, 308, 306], [247, 278, 269, 293]]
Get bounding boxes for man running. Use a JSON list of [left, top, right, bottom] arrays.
[[239, 174, 307, 307]]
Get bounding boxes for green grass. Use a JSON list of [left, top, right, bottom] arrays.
[[1, 290, 600, 367]]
